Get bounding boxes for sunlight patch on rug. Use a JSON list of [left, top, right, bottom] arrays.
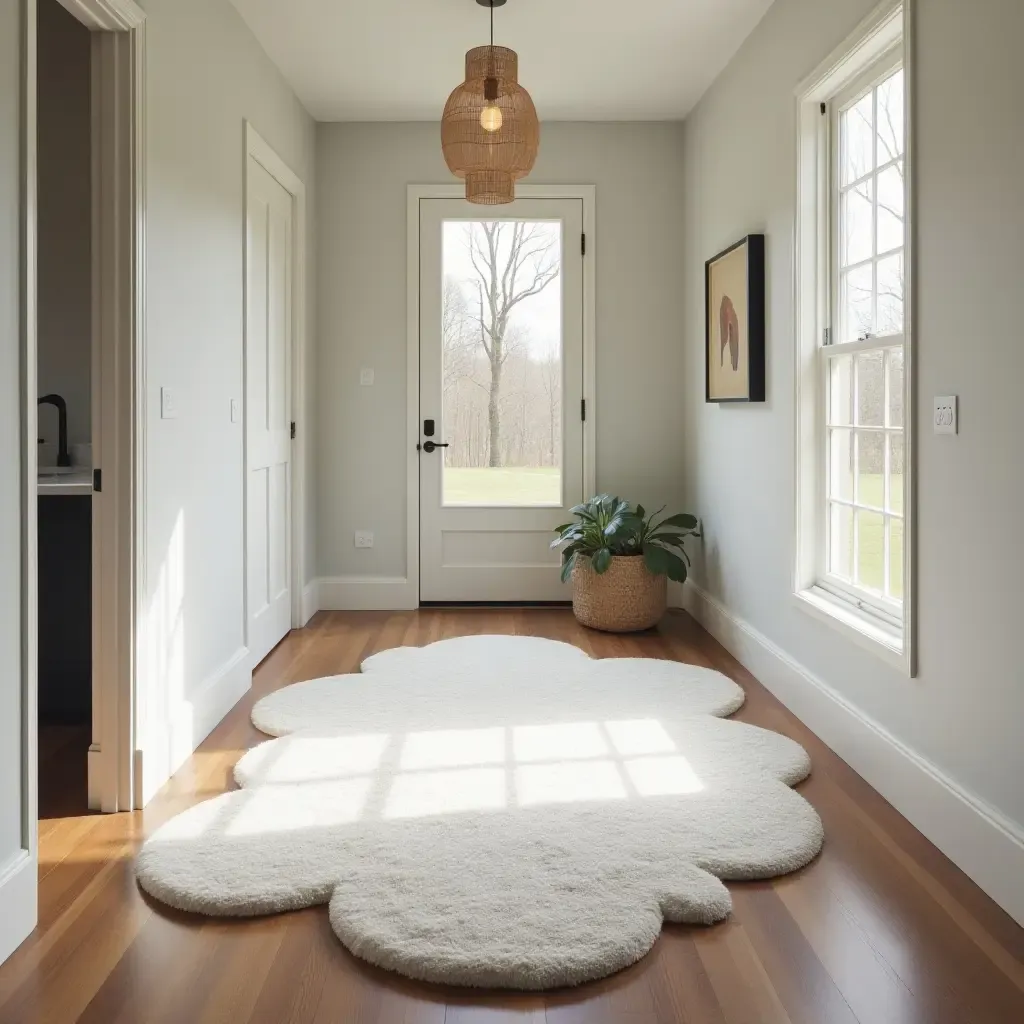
[[137, 635, 823, 989]]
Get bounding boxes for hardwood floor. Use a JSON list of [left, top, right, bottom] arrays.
[[4, 608, 1023, 1023]]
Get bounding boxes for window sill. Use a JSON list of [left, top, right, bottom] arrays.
[[794, 585, 909, 674]]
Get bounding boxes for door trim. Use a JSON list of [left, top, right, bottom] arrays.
[[33, 0, 147, 814], [405, 184, 597, 606], [243, 122, 309, 647]]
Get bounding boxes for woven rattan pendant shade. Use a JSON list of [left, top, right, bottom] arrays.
[[441, 44, 539, 204]]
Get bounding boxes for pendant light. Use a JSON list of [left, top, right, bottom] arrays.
[[441, 0, 540, 205]]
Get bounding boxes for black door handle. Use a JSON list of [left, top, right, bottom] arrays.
[[421, 440, 450, 454]]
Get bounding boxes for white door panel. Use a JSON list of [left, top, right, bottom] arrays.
[[246, 158, 292, 664], [419, 198, 585, 602]]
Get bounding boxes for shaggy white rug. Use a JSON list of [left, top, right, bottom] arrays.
[[137, 635, 823, 990]]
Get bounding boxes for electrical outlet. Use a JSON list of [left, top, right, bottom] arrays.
[[360, 368, 375, 387], [160, 387, 178, 420], [933, 395, 958, 435], [354, 531, 374, 549]]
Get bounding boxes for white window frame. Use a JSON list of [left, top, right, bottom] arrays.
[[793, 0, 915, 675]]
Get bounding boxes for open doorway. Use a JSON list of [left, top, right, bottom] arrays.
[[35, 0, 93, 820], [34, 0, 145, 820]]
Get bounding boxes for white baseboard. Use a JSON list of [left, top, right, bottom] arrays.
[[681, 581, 1024, 927], [0, 852, 36, 967], [300, 580, 320, 625], [316, 576, 418, 611], [138, 645, 251, 806]]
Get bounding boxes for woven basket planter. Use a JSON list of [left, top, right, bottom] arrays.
[[571, 555, 667, 633]]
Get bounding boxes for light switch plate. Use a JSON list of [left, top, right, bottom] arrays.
[[230, 398, 240, 424], [360, 368, 375, 387], [354, 531, 374, 549], [160, 386, 178, 420], [933, 395, 958, 435]]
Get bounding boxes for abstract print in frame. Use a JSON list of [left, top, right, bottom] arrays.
[[705, 234, 766, 403]]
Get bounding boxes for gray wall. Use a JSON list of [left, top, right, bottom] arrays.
[[0, 0, 25, 877], [37, 0, 90, 450], [137, 0, 316, 794], [680, 0, 1024, 837], [315, 122, 687, 580]]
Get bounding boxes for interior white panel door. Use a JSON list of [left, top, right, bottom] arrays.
[[246, 157, 293, 664], [419, 198, 585, 602]]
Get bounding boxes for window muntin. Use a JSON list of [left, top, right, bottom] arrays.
[[822, 58, 906, 621]]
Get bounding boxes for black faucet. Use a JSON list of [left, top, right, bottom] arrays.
[[38, 394, 71, 468]]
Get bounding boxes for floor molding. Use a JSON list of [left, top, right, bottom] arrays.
[[681, 581, 1024, 927], [139, 645, 251, 805], [0, 852, 35, 967], [300, 580, 319, 625], [316, 576, 418, 612]]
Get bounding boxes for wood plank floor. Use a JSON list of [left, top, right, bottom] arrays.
[[4, 608, 1023, 1023]]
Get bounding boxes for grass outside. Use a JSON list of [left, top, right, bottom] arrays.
[[837, 473, 904, 598], [444, 466, 562, 506]]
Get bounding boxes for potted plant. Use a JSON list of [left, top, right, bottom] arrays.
[[551, 495, 701, 632]]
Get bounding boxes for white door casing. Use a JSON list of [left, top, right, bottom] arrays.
[[2, 0, 38, 967], [245, 154, 293, 665], [418, 197, 586, 602]]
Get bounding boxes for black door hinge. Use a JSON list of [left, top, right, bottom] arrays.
[[581, 232, 586, 257], [290, 421, 296, 439], [581, 398, 586, 422], [93, 468, 102, 493], [820, 101, 827, 116]]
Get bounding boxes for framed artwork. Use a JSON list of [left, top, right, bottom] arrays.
[[705, 234, 766, 403]]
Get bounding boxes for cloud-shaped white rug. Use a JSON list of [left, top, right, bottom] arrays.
[[137, 635, 823, 990]]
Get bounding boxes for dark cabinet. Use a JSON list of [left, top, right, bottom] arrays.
[[38, 495, 91, 723]]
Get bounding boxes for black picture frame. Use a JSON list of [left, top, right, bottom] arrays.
[[705, 234, 766, 403]]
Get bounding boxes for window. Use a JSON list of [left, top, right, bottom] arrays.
[[795, 3, 913, 670]]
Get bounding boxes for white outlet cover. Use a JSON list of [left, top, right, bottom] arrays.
[[933, 395, 958, 435], [160, 386, 178, 420], [230, 398, 241, 424], [360, 368, 375, 387], [354, 531, 374, 549]]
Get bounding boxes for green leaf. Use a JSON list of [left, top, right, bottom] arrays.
[[552, 523, 573, 536], [643, 544, 672, 577], [592, 548, 613, 574], [635, 504, 646, 520], [657, 513, 699, 531], [644, 545, 688, 582], [648, 537, 692, 565], [560, 551, 577, 584], [646, 532, 689, 552]]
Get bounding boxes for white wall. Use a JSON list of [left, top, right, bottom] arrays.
[[137, 0, 316, 799], [680, 0, 1024, 919], [37, 0, 90, 450], [315, 122, 687, 583]]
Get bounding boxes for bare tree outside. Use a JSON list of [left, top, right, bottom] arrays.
[[441, 221, 563, 505], [828, 65, 906, 599]]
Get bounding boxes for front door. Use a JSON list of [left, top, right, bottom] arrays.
[[245, 154, 293, 663], [419, 198, 586, 602]]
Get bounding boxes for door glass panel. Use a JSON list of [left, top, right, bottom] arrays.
[[441, 220, 563, 506]]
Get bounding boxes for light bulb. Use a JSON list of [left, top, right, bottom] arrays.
[[480, 104, 503, 133]]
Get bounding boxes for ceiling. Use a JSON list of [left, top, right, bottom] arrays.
[[228, 0, 775, 122]]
